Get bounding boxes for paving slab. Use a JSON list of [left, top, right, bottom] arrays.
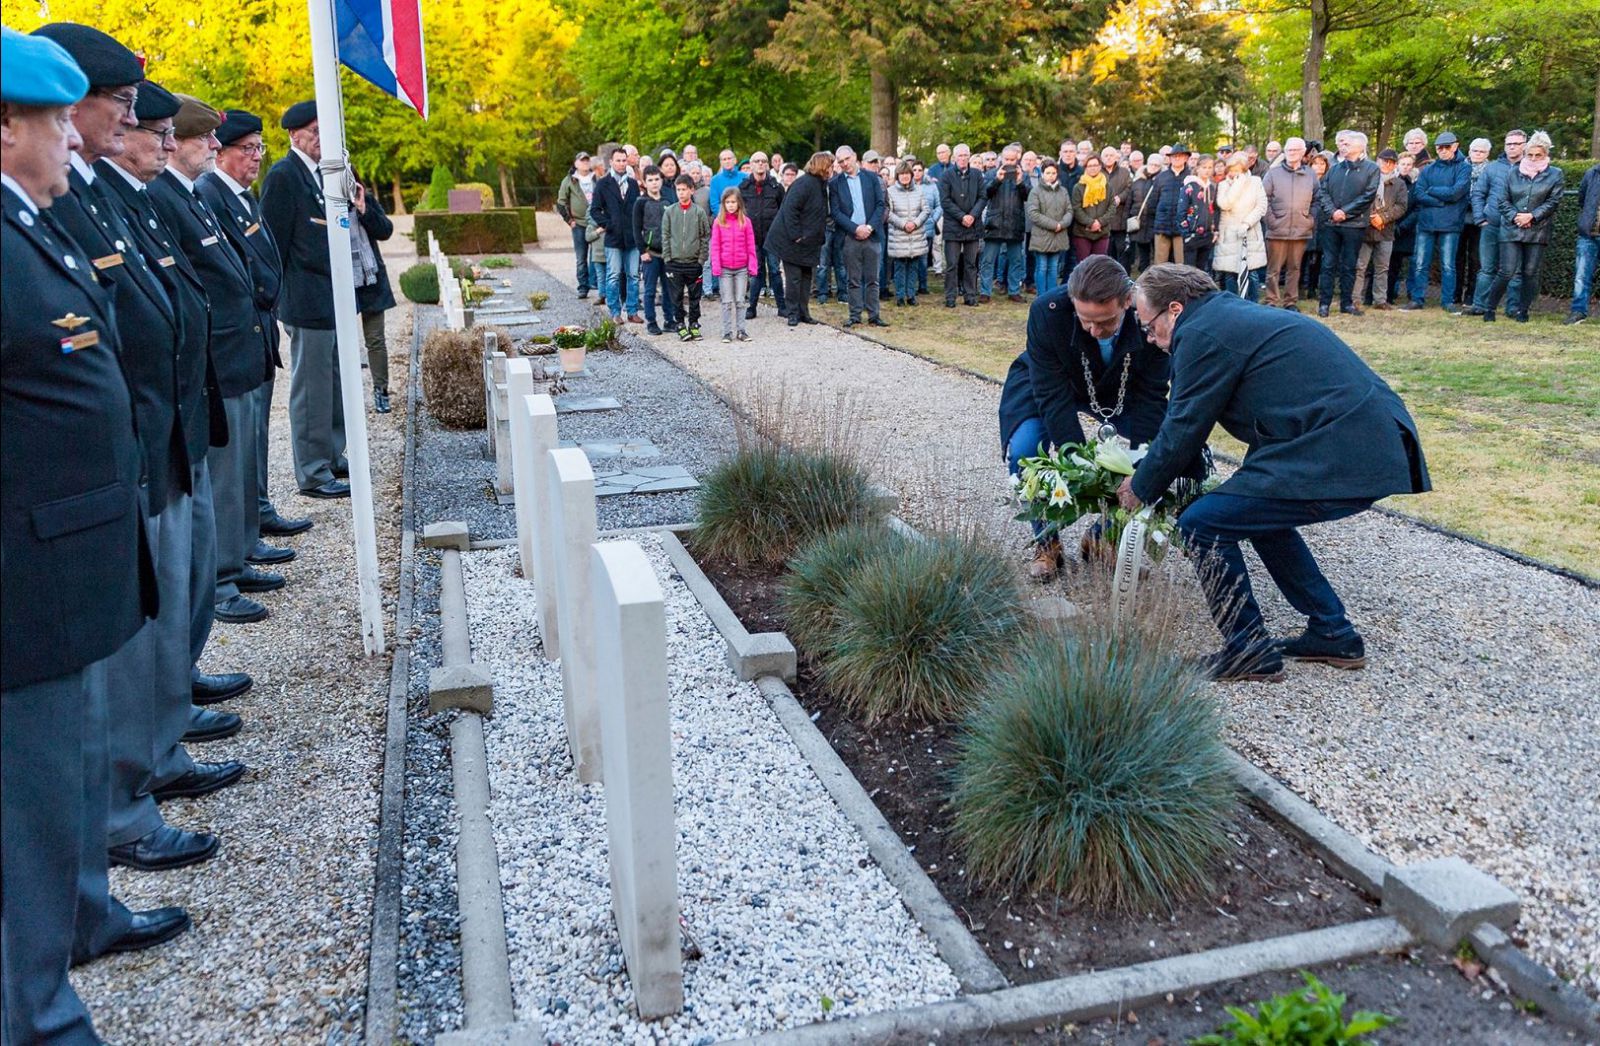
[[593, 464, 698, 497], [557, 438, 660, 459], [554, 394, 622, 414]]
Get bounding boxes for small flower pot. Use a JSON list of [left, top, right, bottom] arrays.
[[558, 345, 587, 374]]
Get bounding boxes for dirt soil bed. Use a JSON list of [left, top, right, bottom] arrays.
[[687, 543, 1381, 985]]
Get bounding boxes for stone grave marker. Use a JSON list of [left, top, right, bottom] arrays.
[[448, 188, 483, 212], [554, 394, 623, 414], [589, 540, 684, 1019], [547, 447, 602, 783], [481, 331, 499, 454], [516, 394, 562, 659]]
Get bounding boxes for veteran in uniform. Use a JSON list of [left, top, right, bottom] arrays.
[[1, 28, 183, 1043], [261, 99, 352, 498]]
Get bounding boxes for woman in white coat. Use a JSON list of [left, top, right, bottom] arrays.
[[1214, 152, 1269, 300]]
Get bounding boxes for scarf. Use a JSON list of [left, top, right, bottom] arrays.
[[351, 215, 380, 288], [1519, 154, 1550, 178], [1079, 172, 1107, 208]]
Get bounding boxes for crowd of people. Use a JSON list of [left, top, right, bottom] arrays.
[[558, 133, 1598, 330], [2, 23, 396, 1044]]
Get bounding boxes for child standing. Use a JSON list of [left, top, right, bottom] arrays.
[[662, 174, 710, 341], [710, 186, 759, 342], [633, 165, 677, 335]]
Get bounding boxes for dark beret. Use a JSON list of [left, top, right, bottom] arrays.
[[31, 23, 142, 89], [134, 80, 179, 121], [280, 99, 317, 130], [216, 109, 263, 146]]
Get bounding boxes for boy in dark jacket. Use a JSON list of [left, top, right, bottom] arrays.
[[632, 166, 675, 335]]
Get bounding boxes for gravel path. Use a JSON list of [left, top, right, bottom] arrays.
[[69, 266, 413, 1041], [523, 225, 1600, 1000], [463, 541, 961, 1043]]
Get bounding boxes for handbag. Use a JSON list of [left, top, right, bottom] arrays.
[[1126, 185, 1151, 233]]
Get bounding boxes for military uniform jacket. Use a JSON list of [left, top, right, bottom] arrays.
[[149, 169, 269, 399], [99, 161, 224, 462], [51, 165, 186, 514], [259, 152, 335, 330], [197, 171, 284, 370], [2, 184, 157, 688]]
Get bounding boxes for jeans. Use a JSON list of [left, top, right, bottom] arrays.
[[918, 242, 932, 292], [641, 255, 676, 329], [944, 239, 981, 302], [1006, 417, 1050, 539], [1485, 240, 1545, 319], [570, 223, 591, 293], [752, 248, 786, 312], [604, 246, 640, 317], [1034, 251, 1064, 296], [842, 235, 882, 320], [1573, 234, 1598, 317], [1317, 224, 1364, 309], [1177, 493, 1374, 657], [817, 231, 847, 301], [1471, 222, 1522, 311], [1353, 242, 1392, 305], [980, 238, 1025, 296], [1408, 229, 1459, 306], [891, 257, 920, 300], [588, 259, 607, 297], [1221, 267, 1265, 302]]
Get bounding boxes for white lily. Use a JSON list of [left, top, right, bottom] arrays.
[[1094, 441, 1136, 476]]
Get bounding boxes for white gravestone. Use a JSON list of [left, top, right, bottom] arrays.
[[505, 363, 536, 578], [522, 395, 562, 659], [492, 355, 512, 495], [547, 447, 602, 783], [590, 540, 683, 1019], [482, 331, 500, 456]]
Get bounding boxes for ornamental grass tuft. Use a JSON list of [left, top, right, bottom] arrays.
[[694, 445, 883, 566], [781, 524, 906, 652], [950, 617, 1236, 910], [419, 324, 509, 429], [822, 531, 1023, 723]]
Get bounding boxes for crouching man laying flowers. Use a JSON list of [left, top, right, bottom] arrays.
[[998, 255, 1206, 581], [1117, 264, 1430, 683]]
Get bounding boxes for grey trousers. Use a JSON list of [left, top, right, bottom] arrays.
[[363, 310, 389, 393], [104, 492, 197, 847], [286, 324, 346, 491], [256, 372, 277, 519], [190, 461, 218, 664], [2, 662, 120, 1044], [210, 391, 262, 603], [1355, 241, 1394, 306], [842, 235, 882, 321]]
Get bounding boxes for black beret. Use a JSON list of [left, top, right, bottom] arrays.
[[134, 79, 179, 121], [280, 99, 317, 130], [216, 109, 263, 146], [31, 23, 142, 89]]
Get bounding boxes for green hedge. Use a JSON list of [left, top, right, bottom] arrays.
[[397, 262, 440, 304], [513, 206, 540, 243], [412, 210, 523, 256]]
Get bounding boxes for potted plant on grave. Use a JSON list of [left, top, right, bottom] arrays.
[[552, 324, 587, 373]]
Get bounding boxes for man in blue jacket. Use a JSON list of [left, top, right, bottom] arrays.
[[1404, 131, 1470, 312], [1467, 129, 1526, 315], [1566, 162, 1599, 325], [830, 146, 888, 328], [1119, 265, 1430, 682]]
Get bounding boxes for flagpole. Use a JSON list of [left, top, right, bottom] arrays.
[[308, 0, 386, 655]]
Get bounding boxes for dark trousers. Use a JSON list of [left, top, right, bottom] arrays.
[[783, 262, 815, 321], [362, 309, 388, 392], [943, 238, 981, 303], [753, 247, 786, 312], [1485, 240, 1545, 319], [570, 222, 591, 294], [641, 255, 677, 328], [1131, 239, 1154, 275], [665, 261, 702, 329], [842, 235, 882, 321], [1178, 492, 1373, 656], [1456, 222, 1479, 304], [1317, 225, 1364, 309]]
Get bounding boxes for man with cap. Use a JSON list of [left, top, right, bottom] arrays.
[[555, 149, 595, 298], [2, 27, 182, 1044], [199, 110, 313, 546], [1404, 130, 1470, 312], [1150, 143, 1191, 264], [261, 99, 353, 499], [150, 94, 286, 625]]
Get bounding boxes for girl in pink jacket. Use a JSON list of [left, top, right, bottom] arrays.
[[710, 187, 759, 341]]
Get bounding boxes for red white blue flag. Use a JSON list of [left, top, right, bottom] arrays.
[[336, 0, 428, 118]]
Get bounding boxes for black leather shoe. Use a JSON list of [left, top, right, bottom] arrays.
[[332, 460, 349, 478], [374, 389, 392, 413], [799, 316, 820, 325], [183, 707, 242, 743], [103, 907, 191, 956], [214, 594, 269, 623], [235, 567, 285, 593], [260, 513, 313, 537], [787, 316, 800, 327], [1316, 304, 1330, 317], [246, 539, 295, 565], [191, 670, 251, 705], [108, 825, 220, 870], [1188, 647, 1287, 683], [152, 760, 247, 802], [300, 480, 350, 499], [744, 305, 757, 320], [1276, 629, 1366, 669], [869, 317, 890, 327], [843, 318, 860, 327]]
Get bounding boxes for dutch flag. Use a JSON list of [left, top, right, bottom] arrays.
[[336, 0, 428, 118]]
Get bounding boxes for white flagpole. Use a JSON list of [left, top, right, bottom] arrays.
[[307, 0, 386, 655]]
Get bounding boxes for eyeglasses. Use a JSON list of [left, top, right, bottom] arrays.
[[227, 143, 268, 156], [99, 88, 139, 116], [132, 124, 177, 144]]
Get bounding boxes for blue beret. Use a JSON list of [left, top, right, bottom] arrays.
[[31, 23, 142, 89], [134, 80, 179, 121], [280, 99, 317, 130], [1, 27, 88, 105], [216, 109, 263, 146]]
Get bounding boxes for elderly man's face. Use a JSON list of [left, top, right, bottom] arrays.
[[73, 85, 139, 161], [1266, 142, 1282, 161], [575, 155, 591, 174], [750, 152, 769, 178], [838, 151, 858, 175], [1379, 157, 1397, 175], [1077, 144, 1092, 165], [1129, 150, 1144, 169], [1100, 147, 1119, 169], [6, 103, 82, 203], [292, 120, 322, 162], [217, 132, 265, 183], [1405, 133, 1426, 153], [953, 146, 970, 170], [719, 149, 735, 171], [936, 145, 950, 162], [173, 129, 219, 178], [121, 118, 175, 181], [1436, 142, 1458, 161], [1284, 140, 1306, 166]]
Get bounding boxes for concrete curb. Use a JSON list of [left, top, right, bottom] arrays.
[[659, 530, 797, 683], [752, 674, 1007, 995], [731, 917, 1414, 1044], [466, 522, 696, 552], [1467, 922, 1600, 1034], [427, 546, 494, 714]]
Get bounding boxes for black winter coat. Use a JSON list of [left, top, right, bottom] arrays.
[[196, 171, 284, 370], [983, 172, 1030, 241], [939, 166, 987, 242], [739, 174, 785, 248], [259, 153, 335, 329], [589, 172, 640, 250], [1492, 165, 1566, 245], [1314, 158, 1381, 227], [353, 195, 397, 314], [1150, 167, 1188, 235], [764, 173, 829, 267]]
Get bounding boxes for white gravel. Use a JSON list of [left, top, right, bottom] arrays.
[[461, 541, 960, 1043]]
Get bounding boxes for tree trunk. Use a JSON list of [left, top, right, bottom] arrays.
[[869, 67, 899, 155], [391, 172, 407, 215], [1301, 0, 1328, 146], [498, 163, 514, 208]]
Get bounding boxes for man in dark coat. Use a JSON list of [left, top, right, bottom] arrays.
[[739, 151, 785, 319], [588, 145, 642, 322], [938, 143, 986, 307], [1121, 265, 1429, 682], [998, 256, 1192, 580], [1150, 144, 1191, 264], [1313, 130, 1380, 316], [829, 145, 887, 327], [981, 146, 1030, 301]]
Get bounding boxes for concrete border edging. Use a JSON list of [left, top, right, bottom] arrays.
[[659, 529, 797, 683], [730, 917, 1414, 1044], [752, 674, 1008, 995], [426, 541, 494, 714], [1467, 922, 1600, 1034]]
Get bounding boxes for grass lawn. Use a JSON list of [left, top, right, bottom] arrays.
[[808, 284, 1600, 577]]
